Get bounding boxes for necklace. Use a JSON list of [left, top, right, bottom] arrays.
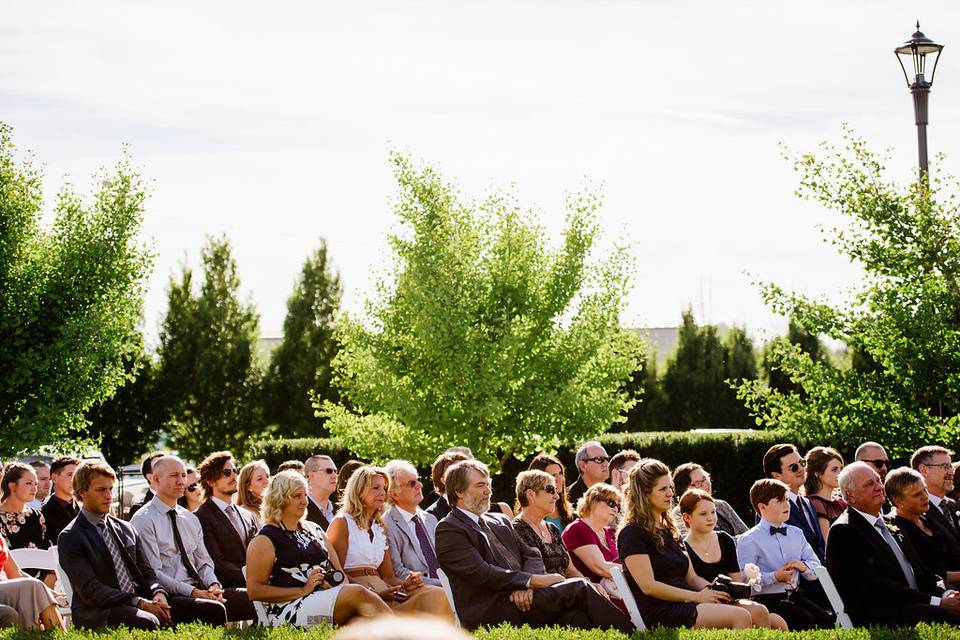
[[523, 515, 551, 542]]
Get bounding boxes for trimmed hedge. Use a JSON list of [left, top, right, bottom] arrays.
[[249, 430, 863, 520]]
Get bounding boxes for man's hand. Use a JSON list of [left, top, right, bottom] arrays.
[[509, 589, 534, 612], [140, 596, 172, 625], [940, 592, 960, 612], [402, 571, 424, 590], [191, 588, 226, 602], [529, 573, 565, 589], [787, 560, 809, 573], [774, 564, 797, 584]]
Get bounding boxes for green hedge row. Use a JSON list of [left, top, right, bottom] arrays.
[[249, 430, 862, 520]]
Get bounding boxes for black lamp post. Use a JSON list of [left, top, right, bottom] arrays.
[[895, 22, 944, 181]]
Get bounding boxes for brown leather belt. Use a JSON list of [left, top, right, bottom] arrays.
[[345, 567, 379, 577]]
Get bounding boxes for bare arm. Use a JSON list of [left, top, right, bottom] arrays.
[[325, 518, 350, 572], [245, 535, 312, 603], [571, 545, 616, 578]]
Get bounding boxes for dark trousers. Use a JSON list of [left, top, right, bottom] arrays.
[[853, 604, 958, 627], [223, 588, 257, 622], [169, 595, 227, 626], [104, 605, 160, 630], [489, 579, 633, 632], [754, 592, 834, 630]]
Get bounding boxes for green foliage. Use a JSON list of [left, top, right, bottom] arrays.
[[738, 130, 960, 456], [263, 238, 343, 437], [762, 318, 831, 396], [619, 351, 670, 432], [155, 236, 263, 462], [661, 310, 757, 428], [0, 123, 154, 458], [321, 153, 642, 470]]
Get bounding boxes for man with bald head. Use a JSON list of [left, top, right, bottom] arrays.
[[855, 442, 891, 480], [825, 461, 960, 626]]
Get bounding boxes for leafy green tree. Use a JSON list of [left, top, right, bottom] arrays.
[[0, 124, 153, 457], [738, 130, 960, 455], [264, 239, 342, 436], [619, 350, 670, 432], [762, 318, 830, 396], [320, 153, 642, 469], [720, 325, 758, 426], [155, 236, 263, 461]]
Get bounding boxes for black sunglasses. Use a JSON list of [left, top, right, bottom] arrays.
[[585, 456, 610, 465], [865, 459, 889, 469], [541, 485, 558, 495], [787, 459, 807, 473], [186, 483, 200, 493], [222, 468, 237, 478], [604, 499, 621, 512]]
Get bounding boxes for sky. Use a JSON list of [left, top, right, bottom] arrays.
[[5, 0, 960, 347]]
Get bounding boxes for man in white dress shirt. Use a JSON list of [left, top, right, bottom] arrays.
[[384, 459, 441, 586]]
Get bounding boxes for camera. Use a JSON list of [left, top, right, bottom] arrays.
[[710, 574, 752, 600], [317, 564, 345, 588]]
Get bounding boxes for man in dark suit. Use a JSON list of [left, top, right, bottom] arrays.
[[304, 455, 338, 530], [435, 459, 632, 632], [58, 461, 173, 629], [764, 443, 825, 561], [195, 452, 258, 589], [826, 461, 960, 626], [913, 446, 960, 545], [42, 456, 80, 546]]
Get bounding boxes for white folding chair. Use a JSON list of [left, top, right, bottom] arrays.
[[241, 566, 271, 627], [11, 546, 72, 627], [610, 564, 647, 631], [814, 565, 853, 629], [436, 569, 461, 627]]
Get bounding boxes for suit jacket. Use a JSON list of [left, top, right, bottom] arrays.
[[426, 495, 451, 521], [195, 499, 258, 589], [42, 495, 78, 547], [58, 513, 165, 629], [788, 494, 826, 560], [306, 496, 332, 531], [924, 499, 960, 554], [435, 508, 544, 629], [825, 507, 939, 626], [384, 506, 440, 586]]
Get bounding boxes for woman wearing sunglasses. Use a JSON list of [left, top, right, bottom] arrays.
[[178, 467, 203, 512]]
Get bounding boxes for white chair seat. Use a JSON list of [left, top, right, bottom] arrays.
[[436, 569, 460, 627], [610, 564, 646, 630], [12, 546, 72, 628], [815, 565, 853, 629]]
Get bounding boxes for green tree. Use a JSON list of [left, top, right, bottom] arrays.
[[264, 239, 342, 436], [321, 154, 642, 469], [155, 236, 263, 461], [619, 350, 669, 432], [762, 318, 830, 396], [738, 130, 960, 455], [720, 325, 758, 426], [0, 124, 153, 457]]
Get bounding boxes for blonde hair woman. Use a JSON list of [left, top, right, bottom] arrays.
[[618, 459, 754, 629], [326, 466, 453, 620], [245, 471, 390, 627], [237, 460, 270, 522]]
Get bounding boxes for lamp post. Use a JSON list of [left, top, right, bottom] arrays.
[[895, 22, 944, 182]]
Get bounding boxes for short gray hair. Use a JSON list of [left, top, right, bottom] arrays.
[[884, 467, 924, 502], [384, 459, 418, 502], [837, 461, 874, 500], [576, 441, 604, 467], [911, 445, 953, 470]]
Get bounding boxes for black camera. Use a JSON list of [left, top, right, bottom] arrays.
[[317, 564, 345, 588], [710, 574, 752, 600]]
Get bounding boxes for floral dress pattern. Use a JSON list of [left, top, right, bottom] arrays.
[[0, 508, 49, 579]]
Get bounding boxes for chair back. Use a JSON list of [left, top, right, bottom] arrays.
[[610, 564, 646, 630], [436, 568, 460, 627], [814, 565, 853, 629], [9, 546, 56, 571]]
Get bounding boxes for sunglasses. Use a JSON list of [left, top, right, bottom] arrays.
[[404, 477, 421, 488], [541, 485, 558, 495], [585, 456, 610, 465], [222, 468, 237, 478], [604, 499, 621, 512], [864, 459, 889, 469], [786, 459, 807, 473], [321, 468, 337, 475], [186, 483, 200, 493]]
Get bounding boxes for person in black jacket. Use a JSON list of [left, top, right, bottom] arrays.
[[304, 455, 338, 530], [826, 461, 960, 626], [42, 456, 80, 546]]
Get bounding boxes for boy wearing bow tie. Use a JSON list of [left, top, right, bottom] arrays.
[[736, 479, 834, 630]]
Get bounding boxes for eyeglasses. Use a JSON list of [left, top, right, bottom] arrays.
[[321, 468, 337, 475], [186, 483, 200, 493], [787, 460, 807, 473], [864, 459, 890, 469], [924, 462, 954, 471], [604, 499, 621, 512], [404, 477, 421, 488], [541, 485, 558, 495], [690, 477, 711, 488], [585, 456, 610, 465], [221, 468, 237, 478]]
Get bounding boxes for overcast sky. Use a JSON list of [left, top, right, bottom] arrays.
[[5, 1, 960, 346]]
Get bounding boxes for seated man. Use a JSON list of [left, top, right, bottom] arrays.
[[42, 456, 80, 546], [826, 461, 960, 626], [435, 459, 632, 632], [737, 479, 833, 630], [58, 461, 172, 629], [131, 455, 255, 625], [384, 459, 441, 586], [304, 454, 338, 530], [763, 444, 825, 561]]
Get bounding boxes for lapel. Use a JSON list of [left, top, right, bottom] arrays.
[[847, 509, 903, 574], [77, 515, 127, 586], [104, 516, 145, 584], [450, 508, 502, 564], [209, 501, 245, 547], [389, 508, 427, 567]]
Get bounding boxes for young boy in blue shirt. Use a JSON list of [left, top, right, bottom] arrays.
[[737, 479, 834, 630]]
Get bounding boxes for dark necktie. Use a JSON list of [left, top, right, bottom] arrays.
[[942, 500, 959, 532], [411, 514, 439, 578], [769, 526, 788, 536], [477, 518, 521, 571], [97, 520, 136, 593], [167, 509, 203, 586]]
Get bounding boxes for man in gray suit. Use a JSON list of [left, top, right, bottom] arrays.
[[384, 460, 440, 587]]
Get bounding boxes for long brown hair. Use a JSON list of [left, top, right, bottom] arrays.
[[620, 458, 678, 550], [528, 453, 573, 527], [803, 446, 843, 495]]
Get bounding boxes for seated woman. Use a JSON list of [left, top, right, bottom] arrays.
[[680, 489, 787, 630], [528, 453, 575, 531], [237, 459, 270, 524], [671, 463, 747, 537], [177, 467, 203, 512], [0, 525, 64, 630], [803, 447, 845, 543], [886, 467, 960, 585], [0, 463, 55, 588], [246, 470, 391, 626], [327, 466, 452, 619], [618, 458, 754, 630], [511, 471, 588, 579]]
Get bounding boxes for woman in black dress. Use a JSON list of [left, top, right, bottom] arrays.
[[618, 459, 753, 629], [0, 463, 55, 587]]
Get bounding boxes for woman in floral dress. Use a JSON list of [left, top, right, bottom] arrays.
[[0, 463, 54, 587]]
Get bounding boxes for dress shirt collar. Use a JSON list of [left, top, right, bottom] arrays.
[[852, 507, 883, 528], [211, 496, 232, 512], [308, 493, 332, 511], [758, 517, 786, 530], [456, 506, 482, 526], [150, 494, 179, 514], [396, 506, 419, 524], [787, 490, 801, 503], [81, 507, 107, 527], [928, 492, 944, 508]]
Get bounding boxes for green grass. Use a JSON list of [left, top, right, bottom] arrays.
[[1, 624, 959, 640]]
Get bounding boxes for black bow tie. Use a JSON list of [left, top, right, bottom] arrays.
[[769, 526, 788, 536]]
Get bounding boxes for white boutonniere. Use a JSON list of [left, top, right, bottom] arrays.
[[743, 563, 762, 592], [885, 522, 900, 535]]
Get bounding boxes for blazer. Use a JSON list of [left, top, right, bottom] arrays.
[[435, 508, 543, 629], [924, 499, 960, 554], [426, 495, 451, 521], [58, 513, 165, 629], [306, 497, 332, 531], [195, 499, 259, 589], [787, 494, 826, 560], [42, 495, 78, 547], [384, 506, 440, 586], [825, 507, 939, 626]]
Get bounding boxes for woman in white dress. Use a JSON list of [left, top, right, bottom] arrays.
[[327, 466, 453, 620], [245, 471, 391, 627]]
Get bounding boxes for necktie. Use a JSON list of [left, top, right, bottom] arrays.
[[942, 501, 959, 532], [874, 520, 918, 590], [97, 521, 137, 594], [477, 518, 521, 572], [797, 497, 816, 531], [769, 526, 788, 536], [225, 505, 245, 540], [167, 509, 203, 586], [411, 514, 439, 578]]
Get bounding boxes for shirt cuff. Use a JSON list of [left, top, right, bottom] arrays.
[[525, 577, 532, 588], [931, 596, 941, 606], [802, 568, 817, 581]]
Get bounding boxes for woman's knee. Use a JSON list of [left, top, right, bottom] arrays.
[[728, 606, 752, 629]]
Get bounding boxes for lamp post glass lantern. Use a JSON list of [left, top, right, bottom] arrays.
[[894, 22, 944, 179]]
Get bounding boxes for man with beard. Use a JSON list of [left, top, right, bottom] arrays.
[[435, 459, 632, 632]]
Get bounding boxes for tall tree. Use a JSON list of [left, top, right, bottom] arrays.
[[738, 129, 960, 455], [321, 153, 642, 469], [620, 350, 669, 431], [155, 236, 263, 461], [720, 325, 758, 426], [762, 318, 830, 396], [264, 239, 342, 436], [0, 123, 153, 457]]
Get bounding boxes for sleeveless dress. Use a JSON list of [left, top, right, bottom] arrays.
[[618, 524, 699, 628], [259, 523, 344, 627]]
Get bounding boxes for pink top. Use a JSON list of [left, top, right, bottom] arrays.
[[561, 518, 619, 582], [0, 534, 7, 579]]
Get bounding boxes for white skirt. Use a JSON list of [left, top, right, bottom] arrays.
[[262, 585, 344, 627]]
